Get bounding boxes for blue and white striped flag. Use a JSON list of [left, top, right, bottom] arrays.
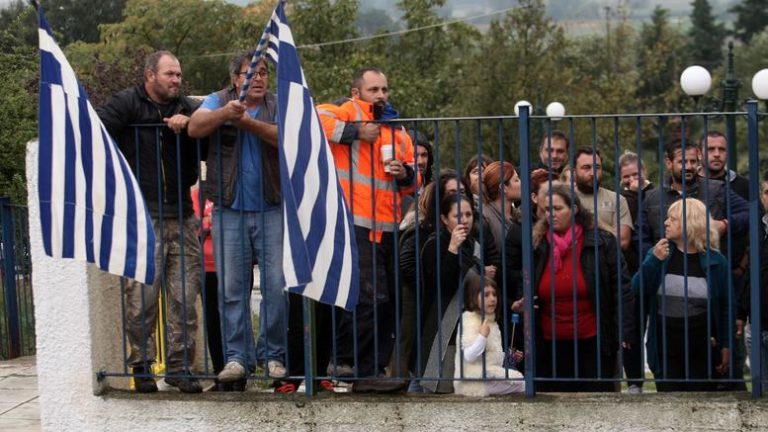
[[37, 10, 156, 285], [245, 2, 359, 310]]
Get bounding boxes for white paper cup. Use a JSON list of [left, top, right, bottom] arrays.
[[381, 144, 393, 173]]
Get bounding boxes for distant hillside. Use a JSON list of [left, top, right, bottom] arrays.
[[219, 0, 739, 35]]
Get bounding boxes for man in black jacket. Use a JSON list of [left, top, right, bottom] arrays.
[[98, 50, 203, 393], [699, 131, 751, 391]]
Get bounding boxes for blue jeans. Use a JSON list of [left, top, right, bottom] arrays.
[[213, 207, 285, 370]]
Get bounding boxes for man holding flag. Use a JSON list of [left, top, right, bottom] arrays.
[[97, 51, 203, 393], [188, 52, 287, 384]]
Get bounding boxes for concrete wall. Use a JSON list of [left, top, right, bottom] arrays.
[[25, 141, 768, 431]]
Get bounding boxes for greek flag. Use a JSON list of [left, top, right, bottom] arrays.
[[37, 11, 156, 285], [245, 2, 359, 310]]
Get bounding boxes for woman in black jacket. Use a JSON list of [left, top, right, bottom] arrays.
[[532, 185, 635, 392], [418, 192, 500, 392]]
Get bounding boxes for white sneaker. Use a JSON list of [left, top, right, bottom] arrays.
[[218, 361, 246, 383], [267, 360, 287, 378], [627, 384, 643, 394]]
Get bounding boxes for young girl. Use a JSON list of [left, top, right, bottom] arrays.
[[454, 276, 525, 396], [633, 197, 731, 391]]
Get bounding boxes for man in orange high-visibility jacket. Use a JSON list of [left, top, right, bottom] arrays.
[[317, 68, 416, 389]]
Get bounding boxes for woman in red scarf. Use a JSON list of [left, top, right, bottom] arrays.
[[532, 185, 635, 392]]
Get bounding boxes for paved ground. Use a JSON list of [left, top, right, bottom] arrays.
[[0, 356, 40, 432]]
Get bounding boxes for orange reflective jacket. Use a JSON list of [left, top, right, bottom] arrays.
[[317, 98, 416, 240]]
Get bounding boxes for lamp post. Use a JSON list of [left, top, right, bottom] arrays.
[[722, 42, 741, 171], [680, 42, 761, 171]]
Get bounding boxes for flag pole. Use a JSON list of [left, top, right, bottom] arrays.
[[238, 0, 288, 102]]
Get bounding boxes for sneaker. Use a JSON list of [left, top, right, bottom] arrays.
[[627, 384, 643, 395], [165, 370, 203, 394], [132, 367, 158, 393], [218, 361, 246, 383], [267, 360, 287, 378], [318, 380, 335, 393], [274, 381, 297, 393], [326, 363, 355, 377]]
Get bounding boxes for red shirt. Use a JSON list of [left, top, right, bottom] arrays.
[[191, 187, 215, 273], [538, 236, 597, 340]]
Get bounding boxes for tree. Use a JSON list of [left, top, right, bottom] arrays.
[[89, 0, 246, 94], [730, 0, 768, 43], [636, 6, 686, 113], [0, 1, 36, 53], [40, 0, 127, 46], [0, 8, 38, 203], [464, 0, 568, 117], [688, 0, 725, 69], [290, 0, 364, 104]]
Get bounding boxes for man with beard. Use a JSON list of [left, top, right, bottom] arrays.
[[699, 131, 749, 200], [188, 53, 286, 389], [98, 51, 202, 393], [699, 131, 750, 391], [572, 147, 633, 250], [643, 139, 749, 246], [317, 68, 416, 391]]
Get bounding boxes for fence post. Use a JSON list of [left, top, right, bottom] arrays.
[[746, 100, 762, 398], [0, 197, 20, 359], [517, 106, 535, 397]]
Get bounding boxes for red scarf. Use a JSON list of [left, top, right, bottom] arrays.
[[546, 224, 583, 273]]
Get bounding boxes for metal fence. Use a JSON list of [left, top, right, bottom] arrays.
[[0, 197, 35, 360], [26, 102, 768, 397]]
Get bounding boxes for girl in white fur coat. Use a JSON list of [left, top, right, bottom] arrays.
[[454, 277, 526, 396]]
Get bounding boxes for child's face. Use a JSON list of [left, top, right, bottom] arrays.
[[477, 285, 497, 316]]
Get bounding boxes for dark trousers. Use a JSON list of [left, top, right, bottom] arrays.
[[284, 293, 332, 385], [654, 317, 719, 392], [203, 271, 225, 374], [623, 297, 649, 387], [536, 336, 617, 392], [335, 228, 397, 377]]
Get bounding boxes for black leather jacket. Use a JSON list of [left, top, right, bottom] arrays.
[[97, 85, 201, 218]]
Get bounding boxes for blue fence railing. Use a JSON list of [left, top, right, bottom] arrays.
[[26, 102, 768, 397], [0, 197, 35, 360]]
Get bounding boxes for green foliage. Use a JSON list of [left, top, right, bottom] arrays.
[[636, 6, 687, 113], [0, 50, 37, 204], [0, 1, 37, 53], [40, 0, 127, 46], [291, 0, 364, 104], [730, 0, 768, 43], [687, 0, 725, 69], [92, 0, 246, 94]]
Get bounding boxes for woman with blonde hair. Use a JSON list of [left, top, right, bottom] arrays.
[[633, 197, 731, 391]]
